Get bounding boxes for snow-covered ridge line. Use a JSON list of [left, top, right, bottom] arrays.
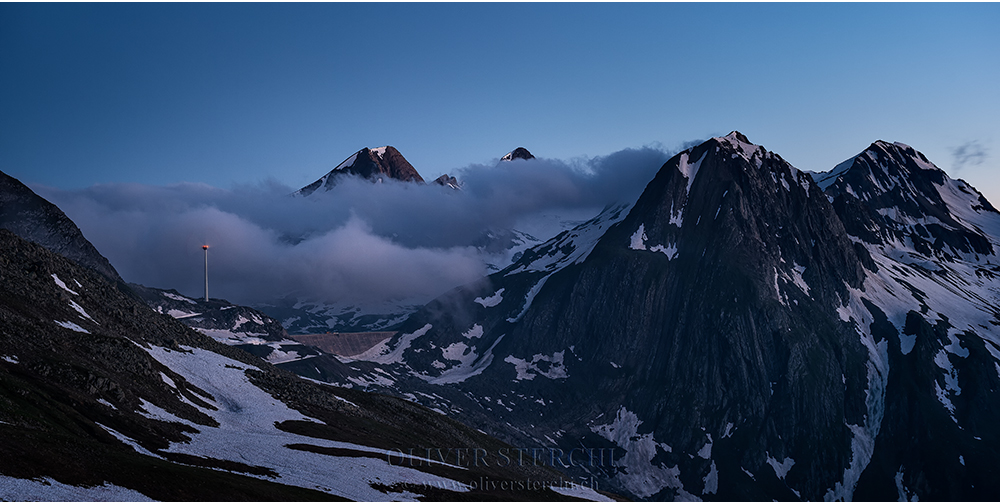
[[506, 202, 633, 276]]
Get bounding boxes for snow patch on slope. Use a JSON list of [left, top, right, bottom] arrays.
[[423, 334, 506, 385], [163, 291, 197, 304], [507, 275, 551, 323], [353, 324, 432, 364], [54, 320, 89, 333], [766, 454, 795, 480], [141, 344, 466, 500], [462, 324, 484, 339], [506, 203, 632, 276], [474, 289, 504, 308], [677, 150, 709, 195], [0, 475, 153, 502], [591, 407, 691, 499], [68, 300, 94, 321], [504, 351, 568, 381], [51, 274, 78, 295], [629, 224, 647, 251], [649, 243, 678, 260]]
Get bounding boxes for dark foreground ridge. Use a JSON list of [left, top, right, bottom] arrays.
[[0, 226, 608, 500]]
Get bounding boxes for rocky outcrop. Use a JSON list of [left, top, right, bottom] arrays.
[[500, 147, 535, 162], [433, 174, 460, 189]]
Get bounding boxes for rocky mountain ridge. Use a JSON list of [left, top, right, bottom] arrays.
[[1, 170, 123, 284], [331, 132, 1000, 500]]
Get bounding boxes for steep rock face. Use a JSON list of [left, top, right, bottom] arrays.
[[0, 170, 122, 284], [490, 132, 877, 500], [297, 146, 424, 196]]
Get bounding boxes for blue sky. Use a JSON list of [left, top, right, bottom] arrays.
[[2, 2, 998, 200]]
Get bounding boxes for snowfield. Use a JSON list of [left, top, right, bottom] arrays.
[[133, 344, 470, 500]]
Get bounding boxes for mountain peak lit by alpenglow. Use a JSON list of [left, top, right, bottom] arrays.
[[296, 146, 424, 196]]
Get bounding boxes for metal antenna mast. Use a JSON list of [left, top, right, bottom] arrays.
[[202, 245, 209, 302]]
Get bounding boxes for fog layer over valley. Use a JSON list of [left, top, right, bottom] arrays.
[[35, 147, 670, 307]]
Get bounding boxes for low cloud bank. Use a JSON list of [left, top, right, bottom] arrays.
[[36, 146, 675, 307]]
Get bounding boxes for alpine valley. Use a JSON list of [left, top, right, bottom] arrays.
[[2, 131, 999, 501]]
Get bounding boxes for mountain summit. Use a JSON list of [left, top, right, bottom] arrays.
[[500, 147, 535, 162], [296, 146, 424, 196], [816, 139, 999, 260]]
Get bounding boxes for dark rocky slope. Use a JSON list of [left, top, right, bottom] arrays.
[[1, 169, 122, 284]]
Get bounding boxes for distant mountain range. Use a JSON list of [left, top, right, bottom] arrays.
[[272, 145, 547, 333], [296, 145, 538, 195]]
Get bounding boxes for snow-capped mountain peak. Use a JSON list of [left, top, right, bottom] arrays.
[[820, 140, 999, 261], [714, 130, 764, 161]]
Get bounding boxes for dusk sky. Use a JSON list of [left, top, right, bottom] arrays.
[[2, 3, 999, 306], [2, 2, 997, 198]]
